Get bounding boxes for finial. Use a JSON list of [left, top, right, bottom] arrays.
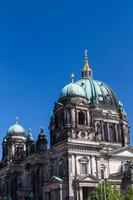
[[29, 128, 32, 133], [70, 73, 75, 83], [84, 49, 90, 70], [27, 128, 34, 141], [16, 116, 19, 124], [82, 49, 92, 78], [85, 49, 88, 61]]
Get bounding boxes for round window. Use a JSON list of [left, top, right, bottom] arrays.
[[80, 132, 86, 139]]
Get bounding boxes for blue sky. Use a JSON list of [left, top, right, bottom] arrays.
[[0, 0, 133, 155]]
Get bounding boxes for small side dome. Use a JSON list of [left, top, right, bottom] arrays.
[[119, 101, 127, 116], [59, 83, 86, 99], [27, 128, 34, 142], [7, 123, 26, 137]]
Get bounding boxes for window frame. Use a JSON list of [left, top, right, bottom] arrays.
[[80, 162, 88, 175], [78, 111, 86, 125]]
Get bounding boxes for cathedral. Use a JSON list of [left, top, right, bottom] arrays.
[[0, 51, 133, 200]]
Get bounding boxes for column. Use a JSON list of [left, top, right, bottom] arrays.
[[107, 123, 110, 141], [87, 111, 90, 126], [115, 124, 118, 142], [90, 156, 93, 175], [71, 109, 76, 127], [95, 156, 98, 178], [79, 187, 83, 200], [59, 184, 63, 200], [101, 121, 104, 140]]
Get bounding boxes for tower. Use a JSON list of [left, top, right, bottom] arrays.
[[48, 50, 130, 200], [49, 50, 129, 148], [2, 118, 27, 165], [26, 128, 35, 156], [36, 128, 48, 152]]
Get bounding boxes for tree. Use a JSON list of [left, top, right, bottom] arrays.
[[124, 186, 133, 200], [89, 182, 123, 200]]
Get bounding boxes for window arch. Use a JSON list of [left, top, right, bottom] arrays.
[[101, 164, 106, 180], [78, 111, 85, 125], [79, 157, 89, 175], [58, 158, 64, 177], [122, 161, 130, 172], [55, 115, 59, 129], [108, 124, 116, 142]]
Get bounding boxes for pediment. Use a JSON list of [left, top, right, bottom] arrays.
[[48, 176, 63, 184], [111, 146, 133, 158], [78, 174, 99, 183]]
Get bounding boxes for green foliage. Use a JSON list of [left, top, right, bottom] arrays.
[[89, 183, 133, 200], [89, 182, 123, 200], [124, 186, 133, 200]]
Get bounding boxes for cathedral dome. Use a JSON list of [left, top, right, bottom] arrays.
[[7, 122, 26, 137], [59, 78, 119, 110], [59, 82, 86, 99], [58, 52, 124, 113], [75, 78, 118, 108], [50, 50, 129, 148]]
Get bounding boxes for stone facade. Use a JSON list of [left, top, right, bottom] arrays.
[[0, 53, 133, 200]]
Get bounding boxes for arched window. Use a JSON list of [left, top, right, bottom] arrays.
[[103, 123, 108, 141], [101, 164, 106, 180], [122, 161, 130, 172], [101, 169, 104, 180], [58, 158, 64, 177], [78, 111, 85, 125], [59, 112, 64, 126], [108, 124, 116, 142], [55, 115, 59, 129], [79, 157, 89, 175]]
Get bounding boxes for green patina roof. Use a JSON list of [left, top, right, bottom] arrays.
[[75, 78, 117, 104], [59, 83, 86, 99], [59, 51, 127, 115], [27, 129, 34, 142], [7, 124, 26, 136], [59, 77, 117, 105], [119, 101, 127, 116], [59, 75, 127, 115]]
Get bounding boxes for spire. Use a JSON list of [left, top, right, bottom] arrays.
[[27, 128, 34, 142], [82, 50, 92, 78]]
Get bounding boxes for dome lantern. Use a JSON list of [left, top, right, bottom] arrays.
[[82, 49, 92, 79]]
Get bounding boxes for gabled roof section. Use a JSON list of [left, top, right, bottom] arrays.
[[78, 174, 99, 183], [111, 146, 133, 158], [109, 172, 122, 180], [48, 176, 64, 185]]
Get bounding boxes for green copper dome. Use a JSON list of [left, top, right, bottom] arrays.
[[75, 78, 118, 107], [58, 51, 127, 112], [119, 101, 127, 116], [7, 123, 26, 137], [59, 78, 119, 109], [58, 50, 127, 116], [59, 83, 86, 99], [27, 129, 34, 142]]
